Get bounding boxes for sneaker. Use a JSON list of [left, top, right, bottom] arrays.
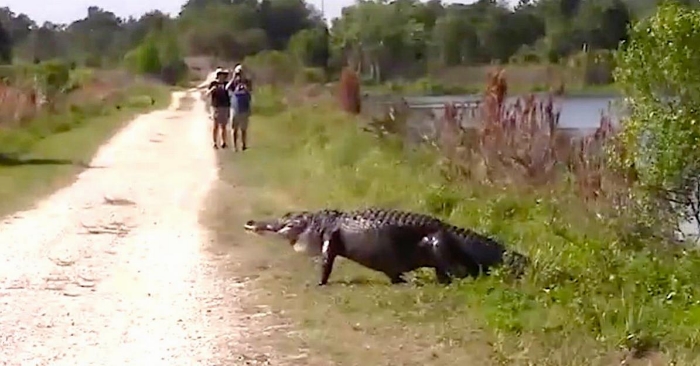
[[221, 143, 228, 149]]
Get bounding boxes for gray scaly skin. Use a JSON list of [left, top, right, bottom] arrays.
[[244, 208, 529, 286]]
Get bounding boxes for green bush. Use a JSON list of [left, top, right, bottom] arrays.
[[614, 3, 700, 226], [136, 38, 162, 75], [38, 60, 71, 96], [123, 30, 188, 86], [296, 67, 326, 84], [244, 50, 300, 85], [287, 26, 330, 68], [251, 85, 287, 116]]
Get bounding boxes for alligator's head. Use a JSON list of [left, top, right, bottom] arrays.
[[243, 211, 316, 248], [244, 209, 344, 256]]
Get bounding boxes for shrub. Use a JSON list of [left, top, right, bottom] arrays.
[[287, 26, 330, 69], [38, 60, 71, 99], [243, 50, 299, 85], [296, 67, 326, 84], [614, 2, 700, 234]]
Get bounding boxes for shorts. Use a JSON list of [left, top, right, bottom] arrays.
[[231, 112, 250, 130], [212, 107, 230, 126]]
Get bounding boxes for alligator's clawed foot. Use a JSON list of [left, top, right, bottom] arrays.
[[243, 220, 257, 231], [243, 219, 274, 234]]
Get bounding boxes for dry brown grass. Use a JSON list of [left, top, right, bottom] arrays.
[[338, 67, 361, 115], [434, 68, 629, 204], [0, 83, 38, 127]]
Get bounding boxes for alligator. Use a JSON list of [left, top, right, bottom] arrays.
[[244, 208, 529, 286]]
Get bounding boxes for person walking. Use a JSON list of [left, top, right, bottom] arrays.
[[230, 81, 252, 151], [205, 68, 232, 149]]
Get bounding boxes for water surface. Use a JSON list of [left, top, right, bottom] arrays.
[[403, 94, 621, 130]]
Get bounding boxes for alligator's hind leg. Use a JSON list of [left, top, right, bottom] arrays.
[[388, 273, 407, 284], [434, 268, 452, 284], [318, 229, 341, 286], [421, 230, 478, 283]]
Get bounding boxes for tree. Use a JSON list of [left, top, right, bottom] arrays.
[[0, 7, 34, 46], [288, 26, 330, 68], [0, 21, 10, 64], [614, 2, 700, 229], [574, 0, 631, 50], [432, 14, 480, 65], [26, 23, 67, 62], [260, 0, 320, 50], [133, 35, 162, 75]]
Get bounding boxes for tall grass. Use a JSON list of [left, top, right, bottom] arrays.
[[238, 80, 700, 363], [0, 67, 163, 155]]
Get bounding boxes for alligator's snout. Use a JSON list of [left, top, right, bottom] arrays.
[[243, 220, 273, 233], [243, 218, 293, 234], [243, 214, 312, 245]]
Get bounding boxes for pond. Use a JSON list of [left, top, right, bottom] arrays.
[[403, 94, 622, 129]]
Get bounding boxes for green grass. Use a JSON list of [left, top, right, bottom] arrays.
[[0, 82, 171, 217], [210, 87, 700, 365]]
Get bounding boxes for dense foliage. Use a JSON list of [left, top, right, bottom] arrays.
[[0, 0, 694, 83], [615, 2, 700, 235]]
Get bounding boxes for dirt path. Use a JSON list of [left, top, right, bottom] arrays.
[[0, 91, 272, 365]]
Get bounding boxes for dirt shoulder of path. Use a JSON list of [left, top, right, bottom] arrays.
[[0, 91, 311, 366]]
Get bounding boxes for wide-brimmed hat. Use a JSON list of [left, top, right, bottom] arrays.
[[215, 67, 229, 75]]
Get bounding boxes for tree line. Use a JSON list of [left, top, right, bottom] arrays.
[[0, 0, 696, 83]]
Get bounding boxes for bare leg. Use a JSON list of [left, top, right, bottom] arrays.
[[232, 127, 240, 151], [219, 124, 228, 147], [212, 124, 219, 147], [241, 129, 248, 150]]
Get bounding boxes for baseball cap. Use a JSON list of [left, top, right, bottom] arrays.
[[233, 64, 243, 74]]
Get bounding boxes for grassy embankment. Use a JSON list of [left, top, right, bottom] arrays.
[[207, 82, 699, 365], [0, 68, 171, 217]]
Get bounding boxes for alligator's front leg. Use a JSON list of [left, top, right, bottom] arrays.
[[434, 269, 452, 284], [421, 231, 466, 283], [319, 229, 341, 286]]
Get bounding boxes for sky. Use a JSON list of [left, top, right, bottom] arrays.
[[2, 0, 513, 25]]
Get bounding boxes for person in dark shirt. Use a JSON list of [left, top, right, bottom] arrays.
[[205, 68, 231, 149]]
